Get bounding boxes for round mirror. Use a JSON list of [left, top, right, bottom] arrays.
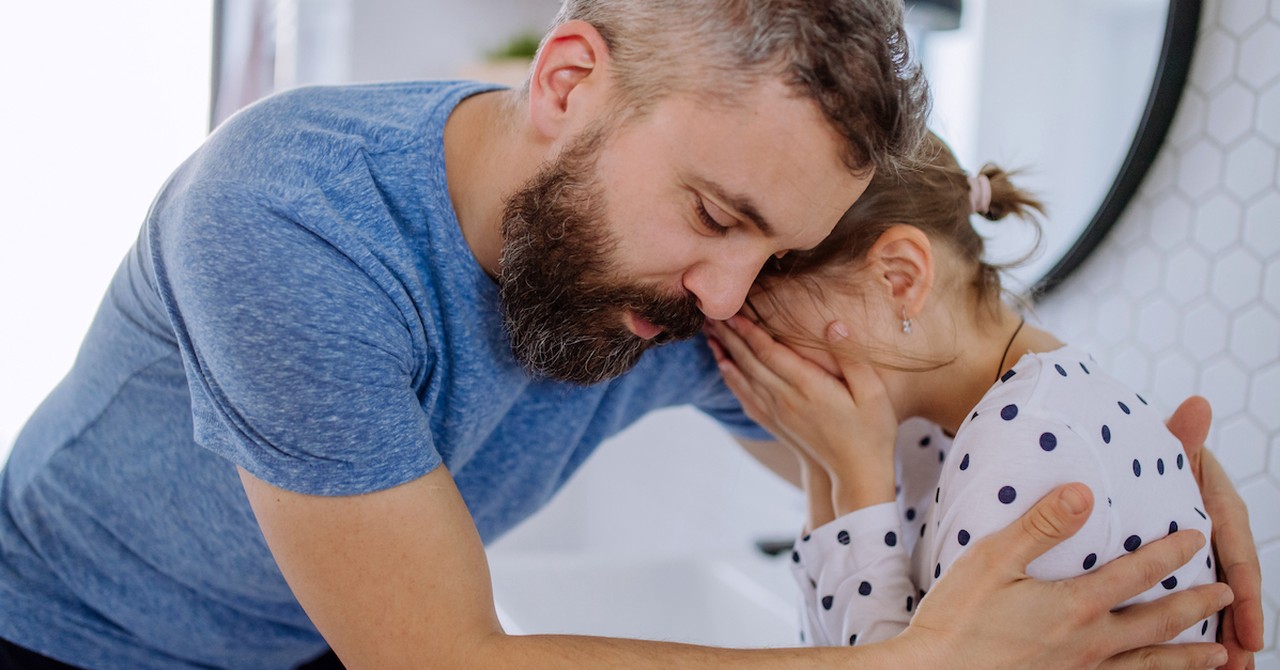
[[907, 0, 1200, 297]]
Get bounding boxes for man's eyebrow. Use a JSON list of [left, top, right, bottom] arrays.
[[699, 179, 776, 237]]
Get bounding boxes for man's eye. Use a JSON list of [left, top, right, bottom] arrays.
[[696, 198, 731, 235]]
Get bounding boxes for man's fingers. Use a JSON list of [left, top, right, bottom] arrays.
[[1201, 452, 1265, 653], [1221, 553, 1265, 653], [1167, 395, 1211, 480], [1108, 583, 1233, 652], [1081, 530, 1208, 605], [1218, 604, 1256, 670], [1166, 395, 1211, 455], [1097, 642, 1227, 670], [971, 483, 1094, 571]]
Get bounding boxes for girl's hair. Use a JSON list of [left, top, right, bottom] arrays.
[[760, 131, 1045, 316]]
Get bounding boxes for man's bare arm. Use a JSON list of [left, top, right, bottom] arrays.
[[239, 465, 1227, 669]]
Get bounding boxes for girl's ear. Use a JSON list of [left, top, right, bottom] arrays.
[[527, 20, 613, 141], [867, 224, 934, 319]]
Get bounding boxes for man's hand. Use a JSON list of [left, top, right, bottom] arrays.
[[1167, 396, 1265, 669], [905, 483, 1233, 669]]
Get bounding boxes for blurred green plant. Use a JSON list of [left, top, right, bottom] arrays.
[[486, 31, 541, 61]]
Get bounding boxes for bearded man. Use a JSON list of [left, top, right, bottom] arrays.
[[0, 1, 1258, 669]]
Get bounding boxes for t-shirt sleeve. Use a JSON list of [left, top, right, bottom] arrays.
[[933, 411, 1112, 583], [152, 179, 440, 496], [790, 503, 916, 647]]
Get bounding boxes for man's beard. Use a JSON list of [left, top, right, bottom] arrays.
[[498, 125, 705, 385]]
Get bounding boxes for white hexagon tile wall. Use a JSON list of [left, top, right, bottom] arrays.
[[1036, 0, 1280, 664]]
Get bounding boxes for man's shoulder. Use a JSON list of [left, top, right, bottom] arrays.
[[193, 80, 501, 190]]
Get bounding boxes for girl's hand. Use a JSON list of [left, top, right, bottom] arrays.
[[706, 315, 897, 514]]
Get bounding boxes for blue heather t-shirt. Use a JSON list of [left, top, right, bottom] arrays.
[[0, 80, 767, 669]]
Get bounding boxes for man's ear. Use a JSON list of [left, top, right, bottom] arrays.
[[867, 224, 934, 319], [527, 20, 613, 141]]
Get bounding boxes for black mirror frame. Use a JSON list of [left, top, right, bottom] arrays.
[[1031, 0, 1203, 299]]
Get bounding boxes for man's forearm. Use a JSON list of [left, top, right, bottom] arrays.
[[471, 630, 926, 670]]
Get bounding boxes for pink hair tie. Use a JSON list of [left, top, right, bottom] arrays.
[[968, 174, 992, 216]]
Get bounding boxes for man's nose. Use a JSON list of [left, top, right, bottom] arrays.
[[682, 256, 765, 321]]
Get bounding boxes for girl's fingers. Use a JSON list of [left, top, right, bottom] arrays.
[[710, 319, 790, 395], [724, 315, 846, 396], [717, 353, 782, 436], [835, 356, 891, 406], [705, 333, 727, 364]]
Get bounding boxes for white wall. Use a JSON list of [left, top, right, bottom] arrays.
[[1036, 0, 1280, 662], [0, 5, 212, 457]]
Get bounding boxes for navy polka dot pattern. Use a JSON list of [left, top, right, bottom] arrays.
[[786, 347, 1217, 648], [998, 486, 1017, 504], [849, 634, 857, 646], [1000, 369, 1017, 382], [792, 551, 800, 563]]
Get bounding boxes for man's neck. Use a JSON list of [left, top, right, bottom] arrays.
[[443, 89, 542, 278]]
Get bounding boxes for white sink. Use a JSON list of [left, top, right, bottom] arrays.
[[488, 551, 800, 649]]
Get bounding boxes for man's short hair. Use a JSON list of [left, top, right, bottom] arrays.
[[551, 0, 930, 175]]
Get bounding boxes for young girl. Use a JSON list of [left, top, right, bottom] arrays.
[[705, 132, 1219, 648]]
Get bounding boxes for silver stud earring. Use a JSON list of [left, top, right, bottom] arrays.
[[901, 307, 912, 335]]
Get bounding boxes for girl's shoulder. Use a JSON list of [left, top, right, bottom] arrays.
[[957, 345, 1158, 445]]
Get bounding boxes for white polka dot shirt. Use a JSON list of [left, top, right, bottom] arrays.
[[790, 345, 1219, 648]]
